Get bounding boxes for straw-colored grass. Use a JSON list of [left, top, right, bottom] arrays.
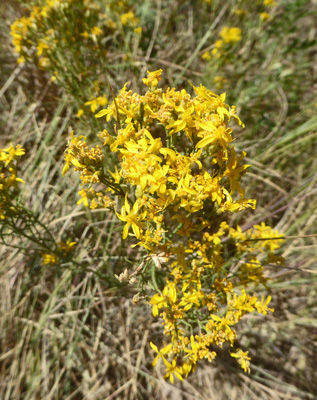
[[1, 0, 316, 398]]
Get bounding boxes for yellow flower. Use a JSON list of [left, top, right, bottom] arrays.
[[229, 289, 260, 315], [57, 239, 76, 255], [17, 55, 25, 64], [116, 197, 146, 239], [80, 30, 89, 39], [150, 281, 178, 316], [37, 40, 50, 56], [77, 109, 84, 118], [0, 144, 25, 166], [179, 289, 205, 311], [230, 349, 251, 373], [150, 341, 172, 366], [38, 57, 49, 69], [163, 357, 183, 383], [85, 96, 108, 113], [91, 26, 103, 36], [255, 296, 274, 315], [77, 189, 89, 207], [142, 69, 162, 88], [219, 27, 242, 44], [166, 105, 195, 135], [42, 253, 58, 265], [264, 0, 277, 6], [120, 11, 139, 27], [253, 222, 284, 252], [260, 11, 271, 21], [211, 40, 223, 57], [150, 292, 168, 317], [184, 335, 201, 362], [201, 51, 211, 61]]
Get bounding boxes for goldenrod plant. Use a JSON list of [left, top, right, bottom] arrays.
[[2, 0, 316, 398], [0, 144, 77, 269], [64, 70, 284, 381], [201, 0, 279, 87], [0, 144, 25, 220], [11, 0, 141, 115]]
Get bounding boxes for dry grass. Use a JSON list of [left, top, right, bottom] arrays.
[[1, 0, 316, 399]]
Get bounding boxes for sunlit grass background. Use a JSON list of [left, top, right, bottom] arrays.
[[0, 0, 316, 399]]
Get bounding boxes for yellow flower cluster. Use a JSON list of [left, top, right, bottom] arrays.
[[42, 239, 77, 265], [202, 27, 242, 60], [260, 0, 277, 21], [0, 144, 25, 219], [11, 0, 141, 113], [148, 221, 283, 381], [63, 131, 117, 210], [219, 27, 242, 44], [97, 69, 254, 217], [263, 0, 277, 6], [11, 0, 140, 65], [64, 70, 284, 381]]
